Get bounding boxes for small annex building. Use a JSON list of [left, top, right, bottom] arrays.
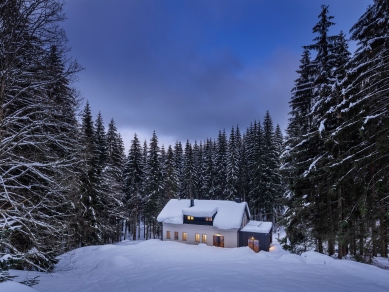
[[157, 199, 273, 252]]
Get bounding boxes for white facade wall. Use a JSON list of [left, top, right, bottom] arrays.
[[163, 223, 239, 248]]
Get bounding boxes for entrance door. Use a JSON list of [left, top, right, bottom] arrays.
[[213, 235, 224, 247], [248, 238, 260, 253]]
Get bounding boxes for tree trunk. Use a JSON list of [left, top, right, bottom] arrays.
[[359, 216, 364, 257], [371, 166, 377, 257], [132, 211, 137, 240], [146, 220, 149, 240], [380, 201, 387, 257], [318, 237, 323, 254], [352, 217, 357, 256], [138, 212, 141, 239], [338, 187, 343, 259]]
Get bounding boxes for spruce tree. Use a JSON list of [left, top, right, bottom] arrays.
[[123, 134, 144, 240], [215, 130, 228, 200], [202, 139, 216, 199], [140, 140, 148, 238], [144, 131, 163, 238], [226, 127, 239, 200], [282, 49, 316, 253], [103, 118, 125, 242], [329, 0, 389, 259], [94, 112, 120, 243], [251, 121, 265, 219], [261, 112, 283, 223], [274, 124, 284, 157], [160, 144, 167, 205], [174, 141, 184, 198], [235, 126, 245, 200], [284, 6, 338, 254], [78, 102, 102, 245], [164, 145, 178, 200], [182, 140, 196, 199], [240, 129, 251, 203], [193, 141, 204, 199]]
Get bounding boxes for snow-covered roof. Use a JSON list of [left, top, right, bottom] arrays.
[[157, 199, 250, 230], [240, 220, 272, 233], [182, 206, 218, 217]]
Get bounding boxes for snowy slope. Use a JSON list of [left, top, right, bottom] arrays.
[[3, 239, 389, 292]]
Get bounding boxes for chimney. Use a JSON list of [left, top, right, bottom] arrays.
[[234, 198, 241, 203], [190, 198, 194, 207]]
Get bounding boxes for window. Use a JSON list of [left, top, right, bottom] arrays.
[[248, 238, 260, 253], [202, 234, 207, 243], [187, 216, 194, 220], [174, 232, 178, 240], [205, 217, 212, 222], [182, 232, 187, 241], [166, 231, 170, 239], [195, 233, 200, 242]]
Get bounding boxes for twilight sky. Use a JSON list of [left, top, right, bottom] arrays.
[[62, 0, 372, 149]]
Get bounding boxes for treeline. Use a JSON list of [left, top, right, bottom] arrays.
[[0, 0, 284, 276], [282, 2, 389, 261], [123, 111, 284, 240]]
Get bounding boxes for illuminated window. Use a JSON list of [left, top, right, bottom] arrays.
[[166, 231, 170, 239], [187, 216, 194, 220], [202, 234, 207, 243], [174, 232, 178, 240], [182, 232, 187, 241], [195, 233, 200, 242], [205, 217, 213, 222]]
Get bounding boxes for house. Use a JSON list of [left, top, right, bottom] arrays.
[[157, 199, 273, 252]]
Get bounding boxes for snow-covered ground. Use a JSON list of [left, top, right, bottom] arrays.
[[3, 238, 389, 292]]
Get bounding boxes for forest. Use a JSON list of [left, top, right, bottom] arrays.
[[0, 0, 388, 282], [282, 3, 389, 261]]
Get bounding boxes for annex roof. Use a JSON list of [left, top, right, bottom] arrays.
[[240, 220, 273, 233], [157, 199, 250, 230]]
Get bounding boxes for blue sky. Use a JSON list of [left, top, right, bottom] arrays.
[[63, 0, 372, 149]]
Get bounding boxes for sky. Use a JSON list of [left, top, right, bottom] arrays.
[[62, 0, 372, 150]]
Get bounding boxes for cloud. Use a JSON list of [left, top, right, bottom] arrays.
[[64, 0, 370, 148], [107, 47, 298, 145]]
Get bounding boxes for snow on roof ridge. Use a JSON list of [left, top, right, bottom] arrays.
[[182, 206, 218, 217]]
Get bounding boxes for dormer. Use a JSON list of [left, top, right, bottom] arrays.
[[182, 202, 218, 226], [182, 213, 217, 226]]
